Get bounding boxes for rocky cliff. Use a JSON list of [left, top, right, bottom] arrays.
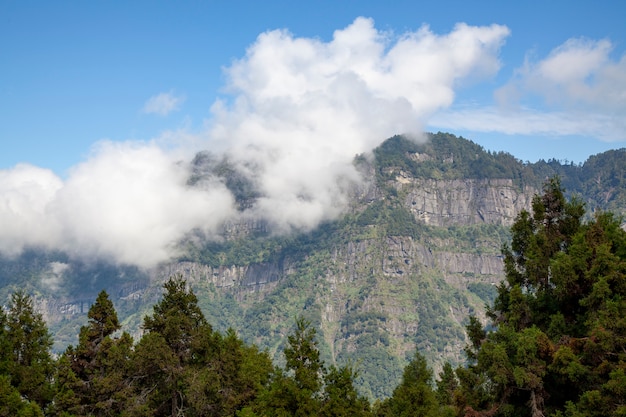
[[4, 132, 625, 399]]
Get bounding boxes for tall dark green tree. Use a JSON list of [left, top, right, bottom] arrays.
[[62, 290, 134, 416], [135, 275, 211, 416], [458, 178, 626, 416], [435, 362, 458, 411], [376, 351, 439, 417], [47, 355, 81, 417], [0, 374, 44, 417], [284, 317, 324, 396], [183, 327, 273, 417], [321, 363, 371, 417], [0, 308, 10, 377], [253, 317, 325, 416], [3, 291, 54, 412]]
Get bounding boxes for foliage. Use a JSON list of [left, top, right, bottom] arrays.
[[132, 275, 274, 416], [457, 178, 626, 416], [2, 133, 626, 410], [248, 316, 372, 417], [1, 291, 55, 411], [59, 290, 134, 416], [373, 133, 536, 187]]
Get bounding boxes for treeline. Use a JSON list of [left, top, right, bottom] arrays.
[[2, 178, 625, 416], [374, 133, 626, 216], [1, 277, 425, 416]]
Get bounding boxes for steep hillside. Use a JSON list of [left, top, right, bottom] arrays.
[[1, 132, 624, 398]]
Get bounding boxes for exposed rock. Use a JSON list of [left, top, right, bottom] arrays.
[[401, 178, 535, 227]]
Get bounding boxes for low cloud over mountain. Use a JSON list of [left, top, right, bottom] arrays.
[[1, 18, 512, 267]]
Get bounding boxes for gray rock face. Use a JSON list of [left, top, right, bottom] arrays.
[[39, 176, 531, 330], [400, 178, 535, 227], [152, 260, 284, 290]]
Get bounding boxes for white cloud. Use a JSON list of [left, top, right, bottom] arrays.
[[0, 164, 64, 255], [209, 17, 510, 232], [0, 142, 236, 268], [507, 38, 626, 111], [432, 37, 626, 142], [143, 91, 185, 116], [41, 261, 70, 291], [0, 17, 512, 267], [430, 105, 624, 141]]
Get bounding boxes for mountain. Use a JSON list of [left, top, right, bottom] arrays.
[[1, 132, 625, 399]]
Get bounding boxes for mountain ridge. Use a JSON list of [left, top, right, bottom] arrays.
[[2, 132, 625, 398]]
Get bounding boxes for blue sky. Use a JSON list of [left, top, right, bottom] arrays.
[[1, 1, 626, 267], [2, 0, 625, 174]]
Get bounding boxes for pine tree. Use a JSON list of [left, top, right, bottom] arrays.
[[183, 327, 273, 416], [377, 351, 439, 417], [253, 317, 325, 417], [458, 178, 626, 416], [47, 355, 80, 417], [321, 364, 371, 417], [4, 291, 55, 411], [63, 290, 134, 416], [135, 275, 212, 417], [435, 362, 458, 409], [0, 374, 44, 417], [284, 317, 324, 396]]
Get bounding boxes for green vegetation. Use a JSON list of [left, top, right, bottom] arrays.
[[373, 133, 536, 186], [0, 291, 55, 416], [2, 178, 625, 415], [456, 178, 626, 416], [2, 133, 626, 412], [374, 133, 626, 215]]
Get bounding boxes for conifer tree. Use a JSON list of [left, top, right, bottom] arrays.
[[458, 178, 626, 416], [0, 374, 44, 417], [435, 362, 458, 410], [376, 351, 439, 417], [63, 290, 134, 416], [284, 317, 324, 396], [251, 317, 325, 417], [135, 275, 212, 416], [4, 291, 54, 411], [321, 364, 371, 417], [47, 355, 80, 417]]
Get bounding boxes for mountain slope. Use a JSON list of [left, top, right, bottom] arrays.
[[1, 132, 625, 398]]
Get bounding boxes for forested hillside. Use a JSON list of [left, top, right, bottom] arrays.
[[1, 132, 625, 400], [2, 179, 624, 416]]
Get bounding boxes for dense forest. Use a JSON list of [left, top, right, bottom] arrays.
[[2, 179, 624, 416]]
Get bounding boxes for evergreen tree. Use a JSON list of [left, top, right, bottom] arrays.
[[4, 291, 54, 411], [183, 327, 273, 417], [435, 362, 458, 410], [376, 351, 439, 417], [0, 308, 10, 376], [47, 355, 80, 417], [135, 275, 213, 416], [252, 317, 325, 416], [284, 317, 324, 395], [0, 374, 43, 417], [142, 276, 209, 361], [458, 178, 626, 416], [321, 364, 371, 417], [63, 290, 134, 416]]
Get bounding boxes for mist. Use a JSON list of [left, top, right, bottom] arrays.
[[0, 18, 509, 268]]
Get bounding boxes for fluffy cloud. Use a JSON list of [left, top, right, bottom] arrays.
[[0, 164, 63, 255], [143, 91, 185, 116], [503, 38, 626, 112], [0, 142, 236, 267], [0, 17, 511, 267], [432, 37, 626, 142], [431, 105, 624, 141], [209, 17, 509, 231]]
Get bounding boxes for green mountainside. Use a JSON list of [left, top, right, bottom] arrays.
[[1, 132, 625, 399]]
